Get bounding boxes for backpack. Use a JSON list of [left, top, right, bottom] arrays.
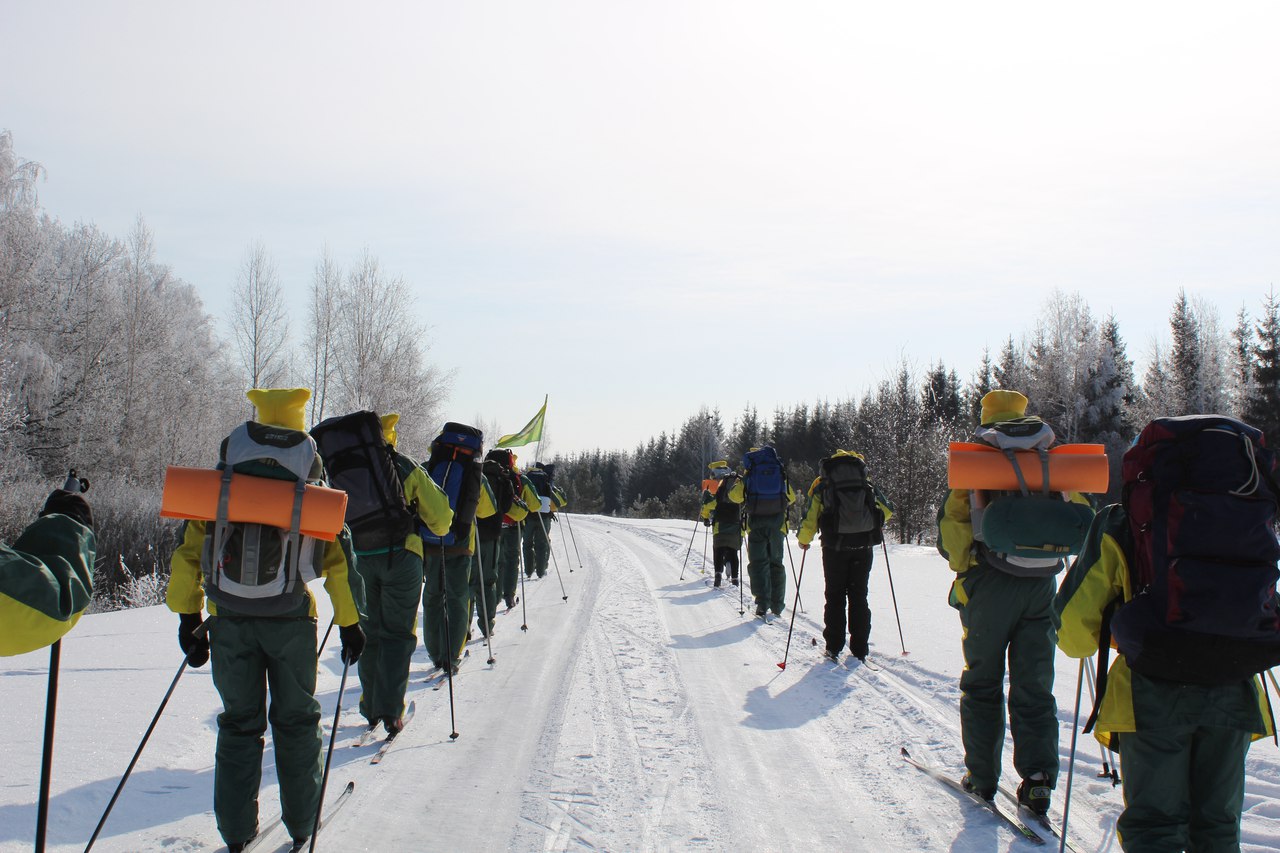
[[968, 417, 1094, 574], [1109, 415, 1280, 685], [310, 411, 415, 551], [524, 466, 552, 512], [201, 421, 324, 616], [742, 446, 788, 516], [712, 474, 742, 530], [477, 456, 518, 541], [420, 422, 484, 548], [818, 454, 882, 547]]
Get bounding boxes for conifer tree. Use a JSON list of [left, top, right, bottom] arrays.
[[1246, 290, 1280, 439]]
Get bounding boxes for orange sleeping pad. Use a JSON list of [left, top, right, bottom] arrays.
[[947, 443, 1110, 493], [702, 479, 721, 494], [160, 466, 348, 541]]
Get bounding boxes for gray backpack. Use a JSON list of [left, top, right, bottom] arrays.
[[201, 422, 324, 616]]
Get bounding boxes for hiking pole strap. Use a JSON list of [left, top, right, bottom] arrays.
[[1083, 598, 1118, 735]]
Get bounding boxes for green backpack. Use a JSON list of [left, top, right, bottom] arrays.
[[969, 417, 1094, 573]]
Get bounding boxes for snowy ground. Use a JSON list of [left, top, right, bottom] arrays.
[[4, 515, 1280, 852]]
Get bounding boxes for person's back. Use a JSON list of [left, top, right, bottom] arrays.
[[728, 446, 796, 617], [165, 387, 366, 852]]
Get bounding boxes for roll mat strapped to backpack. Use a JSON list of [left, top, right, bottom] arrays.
[[948, 442, 1110, 493], [160, 465, 348, 541]]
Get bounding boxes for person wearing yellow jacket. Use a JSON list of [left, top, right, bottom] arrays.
[[166, 388, 366, 853], [937, 389, 1093, 815], [1056, 502, 1272, 852], [484, 449, 533, 609], [359, 414, 453, 724], [728, 446, 797, 618], [797, 450, 894, 663], [699, 461, 742, 588], [421, 424, 494, 671], [0, 489, 95, 657]]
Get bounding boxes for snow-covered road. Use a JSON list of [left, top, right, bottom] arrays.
[[4, 515, 1280, 852]]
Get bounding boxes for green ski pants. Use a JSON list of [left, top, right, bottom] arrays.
[[952, 565, 1059, 793], [470, 537, 500, 637], [1115, 726, 1250, 852], [523, 513, 551, 576], [354, 547, 422, 725], [498, 525, 521, 606], [746, 514, 787, 614], [209, 616, 322, 846], [423, 550, 473, 668]]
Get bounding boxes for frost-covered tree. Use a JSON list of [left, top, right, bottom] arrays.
[[230, 241, 289, 389], [305, 248, 342, 425], [1245, 290, 1280, 439]]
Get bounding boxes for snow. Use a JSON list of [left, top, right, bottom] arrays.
[[4, 516, 1280, 852]]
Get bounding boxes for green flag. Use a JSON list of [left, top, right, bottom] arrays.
[[496, 396, 547, 448]]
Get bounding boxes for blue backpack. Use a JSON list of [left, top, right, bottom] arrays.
[[1108, 415, 1280, 685], [742, 446, 788, 516], [420, 422, 484, 548]]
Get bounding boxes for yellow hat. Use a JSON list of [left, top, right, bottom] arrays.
[[246, 388, 310, 431], [380, 413, 400, 448], [708, 460, 730, 471], [980, 389, 1028, 426]]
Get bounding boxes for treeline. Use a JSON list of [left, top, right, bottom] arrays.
[[552, 290, 1280, 544], [0, 132, 447, 607]]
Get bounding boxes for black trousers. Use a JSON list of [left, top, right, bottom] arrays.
[[822, 546, 874, 657], [713, 546, 739, 579]]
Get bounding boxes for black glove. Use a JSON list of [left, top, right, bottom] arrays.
[[339, 623, 366, 665], [178, 613, 210, 667], [702, 516, 711, 527], [40, 490, 94, 531]]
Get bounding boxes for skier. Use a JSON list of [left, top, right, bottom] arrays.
[[166, 388, 367, 853], [698, 461, 742, 588], [485, 449, 534, 608], [0, 488, 95, 657], [522, 463, 564, 578], [797, 450, 894, 663], [938, 389, 1090, 814], [728, 446, 796, 617], [359, 414, 452, 730]]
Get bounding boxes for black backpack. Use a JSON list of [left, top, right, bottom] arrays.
[[818, 454, 882, 548], [311, 411, 415, 551]]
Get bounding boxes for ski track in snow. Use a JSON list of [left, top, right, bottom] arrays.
[[3, 516, 1280, 851]]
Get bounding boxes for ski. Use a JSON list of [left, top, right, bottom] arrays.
[[503, 596, 520, 613], [901, 748, 1045, 845], [370, 702, 415, 765], [852, 656, 881, 672], [431, 649, 471, 690], [1000, 789, 1087, 853], [241, 780, 354, 853], [285, 780, 355, 851], [351, 722, 383, 748]]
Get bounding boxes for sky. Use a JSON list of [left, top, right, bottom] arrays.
[[3, 1, 1279, 455]]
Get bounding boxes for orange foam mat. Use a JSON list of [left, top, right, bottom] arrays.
[[160, 466, 348, 541], [948, 443, 1109, 493]]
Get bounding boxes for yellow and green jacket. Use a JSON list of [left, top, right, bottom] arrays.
[[446, 476, 497, 557], [393, 452, 455, 558], [700, 476, 744, 546], [515, 475, 542, 525], [797, 453, 894, 548], [1054, 503, 1272, 748], [0, 514, 96, 657]]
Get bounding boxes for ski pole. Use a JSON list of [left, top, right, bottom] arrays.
[[783, 537, 805, 613], [777, 548, 808, 670], [880, 540, 908, 655], [35, 640, 60, 853], [475, 539, 495, 665], [438, 542, 460, 740], [700, 521, 709, 575], [318, 618, 335, 656], [517, 523, 529, 632], [309, 655, 350, 853], [1059, 658, 1086, 853], [39, 469, 90, 852], [678, 517, 701, 580], [563, 511, 584, 569], [538, 513, 568, 601], [738, 527, 746, 616], [84, 621, 211, 852], [556, 514, 574, 572]]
